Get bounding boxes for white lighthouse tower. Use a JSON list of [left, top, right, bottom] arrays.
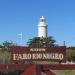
[[38, 16, 47, 37]]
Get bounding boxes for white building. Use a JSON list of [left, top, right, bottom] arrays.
[[38, 16, 48, 38]]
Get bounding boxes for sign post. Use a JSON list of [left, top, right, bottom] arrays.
[[10, 46, 66, 63]]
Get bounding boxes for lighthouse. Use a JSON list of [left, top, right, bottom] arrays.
[[38, 16, 47, 38]]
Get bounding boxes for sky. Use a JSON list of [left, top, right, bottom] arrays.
[[0, 0, 75, 46]]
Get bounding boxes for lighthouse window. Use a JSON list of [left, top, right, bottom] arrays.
[[40, 19, 45, 22]]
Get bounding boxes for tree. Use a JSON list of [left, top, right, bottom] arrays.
[[27, 36, 56, 47], [2, 41, 17, 51], [3, 41, 13, 47]]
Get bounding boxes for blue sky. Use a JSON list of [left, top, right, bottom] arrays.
[[0, 0, 75, 46]]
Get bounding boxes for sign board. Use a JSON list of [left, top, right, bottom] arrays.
[[10, 46, 66, 62]]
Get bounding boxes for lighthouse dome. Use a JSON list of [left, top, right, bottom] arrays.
[[40, 16, 46, 22], [39, 16, 47, 27]]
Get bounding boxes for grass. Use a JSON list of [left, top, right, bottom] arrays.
[[57, 70, 75, 75]]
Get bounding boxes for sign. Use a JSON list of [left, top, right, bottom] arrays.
[[10, 46, 66, 62]]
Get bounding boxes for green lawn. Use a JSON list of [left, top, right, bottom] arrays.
[[57, 70, 75, 75]]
